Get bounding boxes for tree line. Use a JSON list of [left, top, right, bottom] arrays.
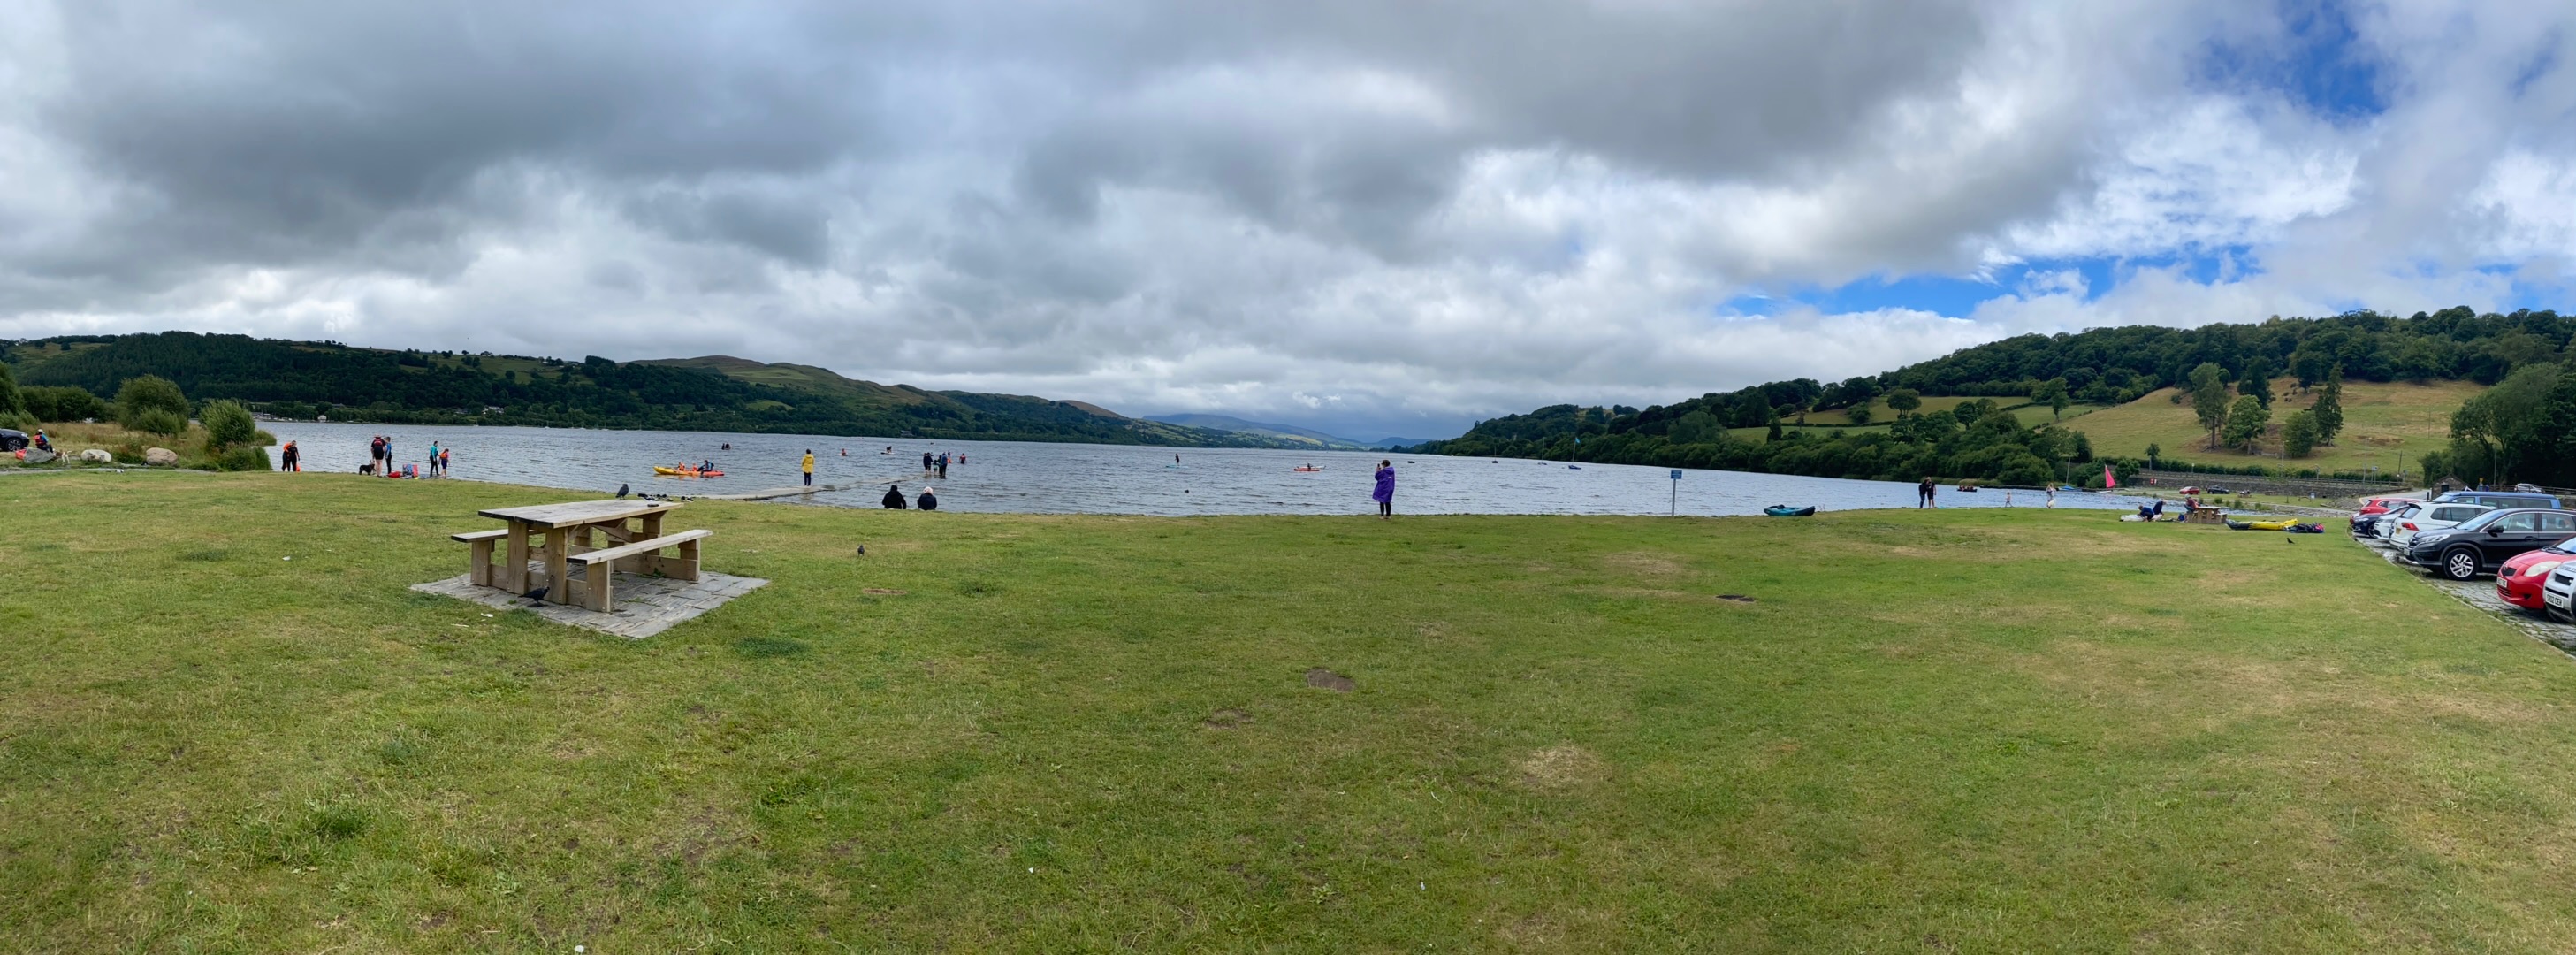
[[0, 332, 1281, 447]]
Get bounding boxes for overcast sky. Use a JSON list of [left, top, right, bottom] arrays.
[[3, 1, 2572, 440]]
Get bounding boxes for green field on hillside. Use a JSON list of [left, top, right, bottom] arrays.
[[8, 473, 2576, 951], [2069, 378, 2479, 474], [1799, 396, 2106, 428]]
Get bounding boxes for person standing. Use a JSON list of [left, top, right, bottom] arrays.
[[921, 450, 934, 472], [367, 435, 383, 475], [2046, 486, 2056, 508], [1917, 477, 1936, 508], [427, 440, 441, 477], [280, 440, 300, 472], [802, 449, 815, 486], [384, 436, 395, 477], [936, 452, 949, 479], [1371, 460, 1395, 519], [440, 446, 452, 476]]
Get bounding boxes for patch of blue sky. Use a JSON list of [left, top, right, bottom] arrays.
[[1723, 250, 2254, 320], [2193, 0, 2387, 121]]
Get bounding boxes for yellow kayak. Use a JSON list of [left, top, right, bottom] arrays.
[[2245, 518, 2300, 531]]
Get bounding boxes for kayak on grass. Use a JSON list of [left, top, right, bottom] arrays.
[[1764, 505, 1817, 517]]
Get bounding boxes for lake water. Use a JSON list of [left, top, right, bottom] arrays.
[[260, 421, 2162, 517]]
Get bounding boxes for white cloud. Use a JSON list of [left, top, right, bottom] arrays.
[[2, 0, 2573, 439]]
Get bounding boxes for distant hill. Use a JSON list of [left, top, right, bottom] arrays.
[[0, 332, 1304, 447], [1406, 306, 2571, 485], [1143, 413, 1371, 448]]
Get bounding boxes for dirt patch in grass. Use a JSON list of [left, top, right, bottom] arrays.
[[1517, 745, 1608, 792], [1304, 668, 1355, 692], [1202, 708, 1249, 730]]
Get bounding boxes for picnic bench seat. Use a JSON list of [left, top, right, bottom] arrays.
[[568, 529, 711, 611], [451, 529, 512, 586]]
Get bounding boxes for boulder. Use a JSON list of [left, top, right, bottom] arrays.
[[143, 447, 179, 466], [19, 447, 56, 464], [79, 448, 112, 462]]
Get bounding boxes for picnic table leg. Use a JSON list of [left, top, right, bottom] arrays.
[[639, 512, 667, 576], [544, 526, 571, 603], [469, 536, 493, 587], [674, 535, 702, 583], [504, 520, 531, 593], [587, 554, 614, 611]]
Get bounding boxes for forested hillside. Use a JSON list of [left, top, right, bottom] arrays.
[[0, 332, 1273, 447], [1419, 306, 2576, 486]]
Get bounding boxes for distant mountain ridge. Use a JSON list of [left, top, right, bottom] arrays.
[[1143, 413, 1373, 448]]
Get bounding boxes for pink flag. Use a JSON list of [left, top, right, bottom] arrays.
[[2103, 464, 2118, 488]]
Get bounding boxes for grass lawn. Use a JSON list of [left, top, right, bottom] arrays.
[[2072, 378, 2481, 474], [11, 472, 2576, 951]]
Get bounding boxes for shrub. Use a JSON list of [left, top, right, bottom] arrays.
[[212, 445, 271, 472], [23, 385, 108, 423], [0, 361, 21, 416], [201, 400, 257, 449], [115, 376, 190, 432], [0, 410, 36, 433], [125, 408, 187, 437]]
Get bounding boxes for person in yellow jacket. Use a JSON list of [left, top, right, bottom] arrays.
[[802, 449, 815, 486]]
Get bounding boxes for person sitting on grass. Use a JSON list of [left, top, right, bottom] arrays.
[[916, 486, 938, 511], [881, 484, 908, 509]]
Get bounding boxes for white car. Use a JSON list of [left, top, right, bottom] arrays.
[[2386, 502, 2494, 548], [2543, 564, 2576, 622]]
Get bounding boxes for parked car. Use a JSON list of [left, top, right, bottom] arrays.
[[2496, 545, 2576, 611], [2431, 490, 2562, 510], [2351, 496, 2422, 538], [2389, 502, 2495, 548], [2541, 564, 2576, 622], [2405, 508, 2576, 580], [2366, 502, 2424, 546], [2383, 502, 2491, 548], [0, 429, 23, 453]]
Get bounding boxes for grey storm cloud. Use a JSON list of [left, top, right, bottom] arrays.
[[3, 0, 2572, 439]]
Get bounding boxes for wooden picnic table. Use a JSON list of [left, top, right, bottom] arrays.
[[476, 500, 682, 602]]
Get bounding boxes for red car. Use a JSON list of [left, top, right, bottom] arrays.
[[2358, 496, 2418, 516], [2496, 544, 2576, 611]]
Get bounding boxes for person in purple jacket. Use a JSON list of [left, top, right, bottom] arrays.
[[1371, 460, 1395, 519]]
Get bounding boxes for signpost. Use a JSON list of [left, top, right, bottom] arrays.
[[1669, 469, 1682, 516]]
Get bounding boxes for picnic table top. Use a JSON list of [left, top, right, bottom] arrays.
[[478, 499, 681, 529]]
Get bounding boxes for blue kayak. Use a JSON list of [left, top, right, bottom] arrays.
[[1764, 505, 1816, 517]]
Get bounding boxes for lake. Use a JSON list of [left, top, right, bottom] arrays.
[[259, 421, 2161, 517]]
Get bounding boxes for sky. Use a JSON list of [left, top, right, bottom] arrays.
[[3, 2, 2573, 441]]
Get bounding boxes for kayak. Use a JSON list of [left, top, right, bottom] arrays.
[[1764, 505, 1817, 517], [2245, 518, 2300, 531], [653, 466, 725, 478], [1292, 467, 1324, 472]]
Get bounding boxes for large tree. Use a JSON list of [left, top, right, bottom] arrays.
[[2312, 365, 2345, 445], [2222, 393, 2269, 452], [2239, 357, 2274, 409], [2189, 363, 2230, 449], [2030, 377, 2070, 421]]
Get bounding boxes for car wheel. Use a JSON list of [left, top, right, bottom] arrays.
[[2443, 548, 2483, 581]]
